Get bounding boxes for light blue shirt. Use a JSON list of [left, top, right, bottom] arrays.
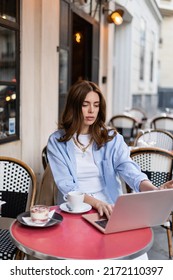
[[47, 129, 148, 204]]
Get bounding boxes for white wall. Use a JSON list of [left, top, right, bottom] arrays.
[[21, 0, 59, 180], [130, 0, 160, 94], [158, 16, 173, 87], [112, 22, 132, 114], [109, 0, 161, 116]]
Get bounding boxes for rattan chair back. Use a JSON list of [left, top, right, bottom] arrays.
[[129, 147, 173, 258], [42, 146, 48, 170], [36, 164, 57, 206], [130, 147, 173, 187], [0, 156, 36, 218], [134, 129, 173, 151], [150, 116, 173, 134], [0, 156, 36, 260], [128, 108, 147, 122], [109, 114, 138, 145]]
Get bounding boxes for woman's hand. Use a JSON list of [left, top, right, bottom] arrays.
[[84, 194, 113, 219], [139, 179, 173, 192], [94, 200, 114, 219], [159, 180, 173, 190]]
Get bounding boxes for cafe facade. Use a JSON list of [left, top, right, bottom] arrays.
[[0, 0, 161, 183]]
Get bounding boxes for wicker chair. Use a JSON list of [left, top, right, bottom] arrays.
[[128, 108, 147, 123], [109, 115, 139, 145], [42, 146, 48, 170], [134, 129, 173, 150], [128, 147, 173, 259], [0, 157, 36, 260], [36, 164, 57, 206], [150, 116, 173, 134]]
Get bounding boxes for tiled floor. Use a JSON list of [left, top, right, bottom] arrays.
[[148, 226, 173, 260]]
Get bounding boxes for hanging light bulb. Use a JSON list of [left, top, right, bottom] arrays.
[[74, 32, 82, 43], [107, 9, 124, 25]]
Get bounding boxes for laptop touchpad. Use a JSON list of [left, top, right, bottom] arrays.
[[95, 219, 108, 229]]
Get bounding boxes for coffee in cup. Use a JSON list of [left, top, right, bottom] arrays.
[[64, 191, 84, 211]]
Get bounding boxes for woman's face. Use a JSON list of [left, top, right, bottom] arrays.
[[81, 91, 100, 134]]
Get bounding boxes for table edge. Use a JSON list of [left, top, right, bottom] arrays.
[[10, 220, 154, 260]]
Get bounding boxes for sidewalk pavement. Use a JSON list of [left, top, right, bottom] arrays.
[[148, 226, 173, 260]]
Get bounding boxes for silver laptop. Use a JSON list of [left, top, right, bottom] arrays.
[[82, 189, 173, 234]]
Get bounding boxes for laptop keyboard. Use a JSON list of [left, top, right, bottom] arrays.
[[95, 219, 108, 229]]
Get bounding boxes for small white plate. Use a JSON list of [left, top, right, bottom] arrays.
[[60, 202, 92, 214], [17, 211, 63, 227]]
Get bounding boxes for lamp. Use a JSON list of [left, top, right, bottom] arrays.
[[107, 9, 124, 25], [74, 32, 83, 43]]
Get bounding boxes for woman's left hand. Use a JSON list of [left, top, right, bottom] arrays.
[[159, 180, 173, 190]]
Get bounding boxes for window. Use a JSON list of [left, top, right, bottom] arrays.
[[0, 0, 20, 143], [139, 18, 146, 81], [150, 32, 155, 82]]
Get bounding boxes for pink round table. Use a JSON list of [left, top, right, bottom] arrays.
[[10, 207, 153, 260]]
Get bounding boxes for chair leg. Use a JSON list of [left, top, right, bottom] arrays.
[[15, 249, 25, 260], [166, 227, 173, 259]]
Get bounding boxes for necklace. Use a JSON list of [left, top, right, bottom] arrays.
[[72, 136, 93, 156]]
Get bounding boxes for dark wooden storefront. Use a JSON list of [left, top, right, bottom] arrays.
[[58, 0, 100, 119]]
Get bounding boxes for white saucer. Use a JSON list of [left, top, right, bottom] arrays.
[[60, 202, 92, 214]]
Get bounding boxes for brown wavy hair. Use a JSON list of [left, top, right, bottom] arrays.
[[59, 80, 117, 148]]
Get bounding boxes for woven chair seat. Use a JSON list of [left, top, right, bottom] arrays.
[[0, 229, 17, 260]]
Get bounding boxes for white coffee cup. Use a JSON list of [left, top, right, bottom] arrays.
[[64, 191, 84, 211]]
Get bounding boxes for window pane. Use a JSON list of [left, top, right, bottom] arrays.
[[59, 49, 69, 120], [0, 84, 16, 139], [150, 32, 155, 82], [139, 18, 146, 81], [0, 0, 19, 143], [0, 26, 16, 82], [0, 0, 16, 22], [59, 49, 68, 94]]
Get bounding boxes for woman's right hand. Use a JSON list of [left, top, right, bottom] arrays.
[[94, 200, 114, 219], [84, 194, 113, 219]]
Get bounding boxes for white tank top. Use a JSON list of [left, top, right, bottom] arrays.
[[73, 134, 110, 203]]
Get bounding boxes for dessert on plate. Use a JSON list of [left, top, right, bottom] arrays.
[[30, 205, 49, 224]]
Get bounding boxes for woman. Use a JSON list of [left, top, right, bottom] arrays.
[[47, 80, 173, 218]]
